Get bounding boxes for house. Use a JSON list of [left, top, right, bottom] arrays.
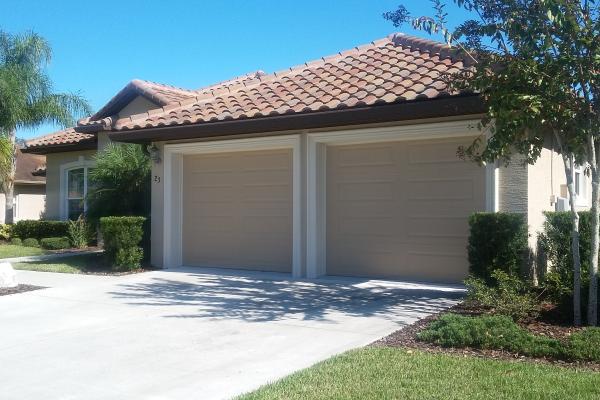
[[0, 149, 46, 223], [22, 33, 590, 283]]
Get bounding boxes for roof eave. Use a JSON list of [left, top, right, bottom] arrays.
[[21, 140, 98, 155], [109, 95, 485, 144]]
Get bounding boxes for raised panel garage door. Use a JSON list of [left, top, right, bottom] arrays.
[[326, 137, 486, 282], [182, 149, 293, 272]]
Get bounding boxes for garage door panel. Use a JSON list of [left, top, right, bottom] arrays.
[[182, 149, 292, 273], [327, 137, 485, 282]]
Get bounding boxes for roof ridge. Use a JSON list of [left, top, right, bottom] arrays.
[[133, 79, 198, 96]]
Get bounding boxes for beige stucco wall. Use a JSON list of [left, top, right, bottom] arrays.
[[15, 184, 46, 221], [527, 137, 592, 249], [0, 185, 47, 223], [44, 150, 96, 220], [118, 96, 159, 119], [150, 142, 165, 267]]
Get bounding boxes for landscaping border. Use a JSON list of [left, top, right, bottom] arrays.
[[372, 304, 600, 371]]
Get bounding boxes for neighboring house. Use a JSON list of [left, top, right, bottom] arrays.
[[23, 33, 591, 282], [0, 149, 46, 223]]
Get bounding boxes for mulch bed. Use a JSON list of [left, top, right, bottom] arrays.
[[372, 303, 600, 371], [0, 284, 44, 296]]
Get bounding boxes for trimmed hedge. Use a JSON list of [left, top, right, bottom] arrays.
[[10, 237, 21, 246], [22, 238, 40, 248], [418, 313, 600, 362], [12, 220, 69, 241], [538, 211, 600, 322], [468, 213, 529, 283], [40, 236, 71, 250], [100, 216, 146, 270]]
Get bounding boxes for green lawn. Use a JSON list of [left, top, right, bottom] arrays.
[[13, 253, 109, 274], [239, 348, 600, 400], [0, 244, 46, 259]]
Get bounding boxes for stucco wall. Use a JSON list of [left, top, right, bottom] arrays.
[[45, 151, 96, 220], [15, 184, 46, 221], [118, 96, 158, 119], [150, 142, 164, 267]]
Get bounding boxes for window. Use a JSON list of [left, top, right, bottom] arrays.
[[573, 164, 587, 206], [67, 168, 85, 220], [61, 159, 95, 220]]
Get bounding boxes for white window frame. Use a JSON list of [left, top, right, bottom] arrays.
[[573, 164, 588, 206], [59, 156, 96, 220]]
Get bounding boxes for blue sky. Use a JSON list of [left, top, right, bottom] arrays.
[[2, 0, 470, 139]]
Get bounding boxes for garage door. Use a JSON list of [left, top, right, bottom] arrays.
[[326, 138, 486, 282], [182, 149, 293, 272]]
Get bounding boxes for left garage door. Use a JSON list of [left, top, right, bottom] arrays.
[[181, 149, 293, 272]]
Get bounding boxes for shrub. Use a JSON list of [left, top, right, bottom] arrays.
[[100, 216, 146, 270], [12, 220, 69, 241], [22, 238, 40, 248], [465, 270, 540, 321], [68, 217, 90, 248], [418, 314, 563, 358], [0, 223, 12, 240], [468, 212, 528, 283], [40, 236, 71, 250], [565, 327, 600, 362], [87, 144, 151, 222], [538, 211, 600, 321], [10, 237, 21, 246]]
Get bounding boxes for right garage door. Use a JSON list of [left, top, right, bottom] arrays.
[[326, 137, 486, 283]]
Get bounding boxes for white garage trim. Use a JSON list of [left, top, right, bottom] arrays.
[[306, 119, 492, 278], [163, 135, 302, 277]]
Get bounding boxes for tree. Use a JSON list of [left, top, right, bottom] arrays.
[[0, 30, 90, 223], [86, 143, 151, 222], [385, 0, 599, 325]]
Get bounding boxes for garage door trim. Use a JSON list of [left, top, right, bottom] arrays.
[[306, 119, 496, 278], [163, 135, 302, 277]]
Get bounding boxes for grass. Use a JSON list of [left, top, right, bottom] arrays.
[[0, 244, 46, 259], [239, 348, 600, 400], [13, 253, 110, 274]]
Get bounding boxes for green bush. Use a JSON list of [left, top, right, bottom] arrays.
[[12, 220, 69, 241], [68, 217, 90, 248], [465, 270, 540, 321], [100, 216, 146, 270], [10, 237, 21, 246], [22, 238, 40, 248], [40, 236, 71, 250], [468, 213, 528, 283], [418, 314, 563, 358], [0, 223, 12, 240], [538, 211, 600, 321], [565, 328, 600, 362]]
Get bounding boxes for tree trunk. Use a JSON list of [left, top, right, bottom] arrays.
[[588, 137, 599, 326], [562, 152, 582, 326], [3, 129, 16, 225]]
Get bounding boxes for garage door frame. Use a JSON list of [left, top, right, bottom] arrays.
[[306, 119, 498, 279], [162, 135, 302, 277]]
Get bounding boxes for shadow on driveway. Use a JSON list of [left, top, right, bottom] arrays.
[[109, 268, 463, 322]]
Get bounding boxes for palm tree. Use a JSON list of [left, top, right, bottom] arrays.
[[0, 31, 90, 223]]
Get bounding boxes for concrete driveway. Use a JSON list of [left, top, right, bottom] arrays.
[[0, 267, 463, 400]]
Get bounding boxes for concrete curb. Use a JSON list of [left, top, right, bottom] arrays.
[[1, 249, 104, 263]]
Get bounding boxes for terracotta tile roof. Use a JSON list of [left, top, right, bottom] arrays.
[[114, 33, 470, 131], [25, 33, 473, 150], [24, 128, 95, 150], [15, 149, 46, 184]]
